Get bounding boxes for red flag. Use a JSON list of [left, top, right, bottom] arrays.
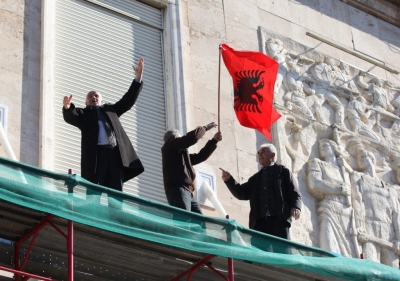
[[220, 44, 280, 140]]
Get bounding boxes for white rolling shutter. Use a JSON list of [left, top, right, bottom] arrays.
[[53, 0, 167, 202]]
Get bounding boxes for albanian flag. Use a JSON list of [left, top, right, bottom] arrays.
[[220, 44, 280, 140]]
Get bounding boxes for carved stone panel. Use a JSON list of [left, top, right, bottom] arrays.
[[259, 27, 400, 267]]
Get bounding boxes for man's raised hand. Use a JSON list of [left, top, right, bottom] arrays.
[[133, 57, 144, 82], [63, 95, 73, 110], [204, 122, 217, 131], [220, 168, 231, 182]]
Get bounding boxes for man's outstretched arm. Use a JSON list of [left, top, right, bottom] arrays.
[[114, 57, 145, 116], [62, 95, 81, 127], [165, 126, 206, 151], [189, 125, 222, 165], [220, 168, 251, 200]]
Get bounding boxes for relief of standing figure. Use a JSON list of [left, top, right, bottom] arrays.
[[351, 146, 400, 267], [307, 139, 356, 257]]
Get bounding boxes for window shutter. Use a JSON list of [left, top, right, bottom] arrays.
[[54, 0, 167, 202]]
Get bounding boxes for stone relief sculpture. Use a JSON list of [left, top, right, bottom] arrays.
[[387, 82, 400, 118], [346, 96, 380, 142], [263, 33, 399, 136], [313, 87, 345, 126], [391, 120, 400, 147], [351, 145, 400, 267], [309, 57, 356, 91], [310, 57, 338, 85], [282, 58, 333, 124], [283, 61, 315, 120], [309, 59, 346, 126], [307, 139, 356, 257], [284, 116, 310, 173], [338, 62, 358, 93], [395, 161, 400, 185], [392, 93, 400, 117], [266, 38, 289, 95], [261, 30, 400, 267], [357, 74, 397, 137], [357, 75, 395, 113], [306, 91, 327, 124]]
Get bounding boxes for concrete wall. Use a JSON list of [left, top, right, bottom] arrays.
[[0, 0, 41, 165]]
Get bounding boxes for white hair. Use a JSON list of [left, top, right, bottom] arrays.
[[258, 143, 277, 162], [163, 129, 180, 142]]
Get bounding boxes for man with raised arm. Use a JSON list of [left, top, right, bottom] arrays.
[[221, 143, 302, 239], [162, 123, 222, 213], [62, 58, 145, 191]]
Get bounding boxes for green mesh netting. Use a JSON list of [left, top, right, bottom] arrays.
[[1, 156, 400, 281]]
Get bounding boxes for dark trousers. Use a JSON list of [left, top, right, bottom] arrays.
[[254, 216, 289, 239], [166, 186, 203, 214], [85, 146, 124, 209], [252, 216, 290, 254], [86, 146, 124, 192]]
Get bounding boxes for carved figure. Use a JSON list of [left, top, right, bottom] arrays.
[[284, 85, 314, 119], [312, 59, 357, 91], [313, 88, 344, 126], [395, 161, 400, 185], [266, 38, 287, 65], [309, 58, 348, 126], [306, 91, 327, 124], [391, 93, 400, 117], [310, 57, 356, 89], [351, 147, 400, 267], [338, 62, 358, 92], [310, 57, 341, 86], [390, 120, 400, 147], [266, 38, 289, 95], [358, 75, 394, 112], [346, 96, 380, 142], [284, 116, 309, 173], [357, 76, 399, 138], [307, 139, 355, 257], [283, 61, 316, 120]]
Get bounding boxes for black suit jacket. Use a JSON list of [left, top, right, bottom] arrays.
[[62, 80, 144, 182]]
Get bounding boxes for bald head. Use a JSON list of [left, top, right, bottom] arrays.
[[85, 91, 103, 106]]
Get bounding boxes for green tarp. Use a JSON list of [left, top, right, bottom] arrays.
[[1, 156, 400, 281]]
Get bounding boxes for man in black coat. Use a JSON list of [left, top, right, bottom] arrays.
[[62, 58, 145, 191], [221, 143, 302, 239], [162, 123, 222, 213]]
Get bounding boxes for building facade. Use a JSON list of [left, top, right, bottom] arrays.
[[1, 0, 399, 267]]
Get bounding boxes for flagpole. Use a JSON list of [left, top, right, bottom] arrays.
[[218, 44, 222, 133]]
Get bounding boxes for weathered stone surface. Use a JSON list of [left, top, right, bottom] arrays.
[[260, 25, 400, 265]]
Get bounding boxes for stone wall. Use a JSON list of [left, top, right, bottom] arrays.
[[264, 28, 400, 266], [0, 0, 41, 164]]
